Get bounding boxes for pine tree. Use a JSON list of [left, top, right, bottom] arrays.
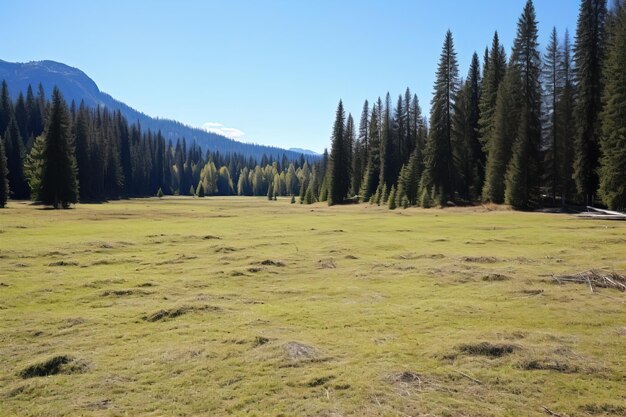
[[543, 27, 562, 204], [573, 0, 608, 205], [556, 30, 577, 206], [39, 87, 78, 208], [504, 0, 543, 209], [352, 100, 369, 196], [196, 181, 205, 197], [3, 117, 29, 199], [388, 185, 397, 209], [381, 183, 388, 204], [380, 93, 395, 187], [479, 32, 507, 155], [420, 30, 459, 206], [328, 100, 350, 205], [453, 53, 482, 200], [0, 81, 12, 137], [359, 104, 381, 201], [482, 67, 522, 203], [157, 187, 164, 198], [0, 133, 8, 207], [345, 113, 355, 195], [598, 1, 626, 210]]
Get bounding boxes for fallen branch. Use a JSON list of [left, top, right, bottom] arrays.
[[542, 406, 564, 417], [454, 370, 482, 385], [553, 270, 626, 292]]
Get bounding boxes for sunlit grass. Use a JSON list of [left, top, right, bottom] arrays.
[[1, 197, 625, 416]]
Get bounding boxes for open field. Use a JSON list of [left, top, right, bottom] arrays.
[[1, 197, 625, 417]]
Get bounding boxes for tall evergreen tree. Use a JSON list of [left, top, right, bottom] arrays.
[[3, 117, 29, 199], [482, 67, 522, 203], [0, 133, 8, 207], [573, 0, 607, 205], [344, 113, 355, 195], [479, 32, 507, 154], [598, 1, 626, 210], [0, 81, 12, 137], [38, 87, 78, 208], [556, 30, 577, 206], [504, 0, 542, 209], [359, 104, 381, 202], [328, 100, 350, 205], [420, 30, 459, 206], [543, 27, 562, 203], [380, 93, 394, 188], [453, 53, 482, 200]]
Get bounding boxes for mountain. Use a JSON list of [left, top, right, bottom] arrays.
[[0, 59, 316, 161], [288, 148, 321, 156]]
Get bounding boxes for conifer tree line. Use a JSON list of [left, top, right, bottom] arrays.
[[0, 83, 319, 207], [322, 0, 626, 211]]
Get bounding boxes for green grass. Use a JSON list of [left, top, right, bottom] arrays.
[[0, 197, 625, 416]]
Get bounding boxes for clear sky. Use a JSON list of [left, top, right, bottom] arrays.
[[1, 0, 579, 153]]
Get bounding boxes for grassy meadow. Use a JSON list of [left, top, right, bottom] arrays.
[[0, 197, 625, 416]]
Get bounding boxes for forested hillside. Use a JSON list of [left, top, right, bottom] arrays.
[[0, 60, 312, 161]]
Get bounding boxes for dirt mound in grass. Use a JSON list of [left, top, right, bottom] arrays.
[[458, 342, 521, 357], [143, 305, 219, 322], [20, 355, 89, 378], [318, 258, 337, 269], [482, 273, 511, 281], [387, 371, 446, 393], [260, 259, 286, 267], [462, 256, 499, 263], [518, 357, 579, 373], [283, 342, 320, 361]]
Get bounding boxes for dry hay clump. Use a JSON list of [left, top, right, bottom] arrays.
[[283, 341, 324, 363], [457, 341, 521, 357], [387, 371, 448, 393], [259, 259, 286, 267], [318, 258, 337, 269], [143, 305, 219, 322], [19, 355, 89, 378], [462, 256, 499, 264], [552, 270, 626, 292], [482, 273, 511, 281]]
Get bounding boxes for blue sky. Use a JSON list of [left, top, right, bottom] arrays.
[[1, 0, 579, 153]]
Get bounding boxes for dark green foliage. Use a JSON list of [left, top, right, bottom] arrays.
[[388, 185, 397, 210], [543, 27, 561, 203], [352, 100, 369, 197], [555, 30, 577, 205], [573, 0, 608, 205], [359, 104, 381, 202], [380, 183, 388, 204], [0, 134, 8, 207], [482, 68, 522, 203], [598, 2, 626, 210], [328, 100, 351, 205], [479, 32, 507, 155], [0, 81, 12, 137], [156, 187, 164, 198], [3, 117, 29, 199], [420, 30, 459, 206], [504, 0, 542, 208], [344, 113, 355, 195], [38, 88, 78, 208], [453, 53, 482, 200]]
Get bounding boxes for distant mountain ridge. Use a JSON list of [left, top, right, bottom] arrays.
[[0, 59, 315, 161]]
